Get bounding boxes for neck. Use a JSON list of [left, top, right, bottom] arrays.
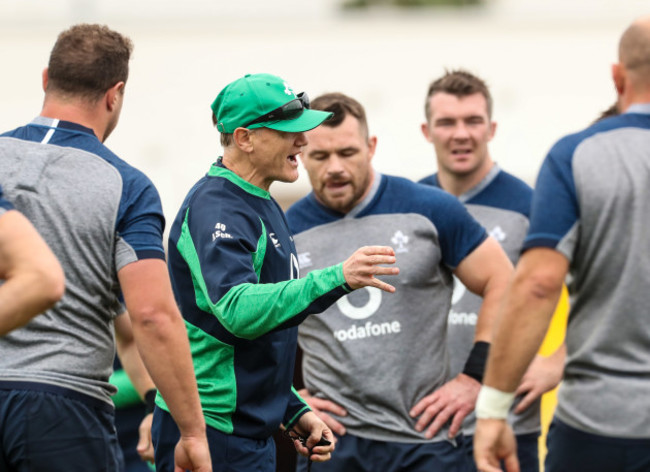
[[221, 152, 271, 191], [437, 158, 494, 197], [619, 92, 650, 112], [40, 95, 106, 141]]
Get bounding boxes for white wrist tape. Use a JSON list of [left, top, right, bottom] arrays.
[[475, 385, 516, 419]]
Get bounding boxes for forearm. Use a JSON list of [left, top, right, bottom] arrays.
[[119, 259, 205, 438], [0, 271, 62, 335], [473, 275, 510, 343], [215, 263, 349, 339], [0, 210, 64, 334], [131, 310, 205, 436], [484, 273, 563, 392], [115, 326, 155, 399]]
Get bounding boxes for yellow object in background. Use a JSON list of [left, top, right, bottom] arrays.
[[537, 286, 569, 471]]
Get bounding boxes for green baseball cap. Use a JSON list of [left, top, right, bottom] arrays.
[[210, 73, 332, 134]]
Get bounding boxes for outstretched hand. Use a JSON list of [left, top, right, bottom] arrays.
[[342, 246, 399, 293]]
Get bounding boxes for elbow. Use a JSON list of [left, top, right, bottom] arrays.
[[517, 268, 564, 301], [40, 265, 65, 308], [129, 305, 166, 328]]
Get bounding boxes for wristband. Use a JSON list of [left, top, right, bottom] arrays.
[[462, 341, 490, 383], [144, 388, 157, 415], [475, 385, 516, 419]]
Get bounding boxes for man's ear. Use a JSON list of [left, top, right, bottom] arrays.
[[42, 68, 49, 92], [233, 127, 255, 153], [612, 63, 626, 96], [488, 120, 497, 142], [421, 122, 433, 143], [367, 135, 378, 161], [106, 82, 125, 112]]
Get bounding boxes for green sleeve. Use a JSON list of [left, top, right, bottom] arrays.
[[213, 263, 349, 339]]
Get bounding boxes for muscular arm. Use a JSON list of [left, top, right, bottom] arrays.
[[474, 248, 568, 472], [118, 258, 210, 469], [454, 236, 514, 343], [0, 210, 65, 335], [114, 311, 157, 462], [114, 311, 155, 398], [483, 247, 567, 391], [410, 236, 513, 438]]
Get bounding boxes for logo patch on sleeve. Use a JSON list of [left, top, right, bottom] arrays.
[[212, 222, 233, 241]]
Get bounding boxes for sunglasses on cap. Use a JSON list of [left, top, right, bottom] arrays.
[[243, 92, 310, 128]]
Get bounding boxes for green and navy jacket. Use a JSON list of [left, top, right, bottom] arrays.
[[162, 158, 352, 439]]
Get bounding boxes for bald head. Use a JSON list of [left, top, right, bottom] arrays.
[[619, 16, 650, 71]]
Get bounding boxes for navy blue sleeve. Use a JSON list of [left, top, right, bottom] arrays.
[[427, 192, 488, 268], [523, 137, 579, 251], [185, 187, 263, 303], [283, 387, 311, 429], [418, 173, 439, 187], [115, 170, 166, 260]]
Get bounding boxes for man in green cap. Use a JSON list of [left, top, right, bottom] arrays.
[[151, 73, 400, 471]]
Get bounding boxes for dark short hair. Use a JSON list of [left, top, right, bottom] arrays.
[[311, 92, 369, 138], [47, 24, 133, 101], [424, 69, 493, 121]]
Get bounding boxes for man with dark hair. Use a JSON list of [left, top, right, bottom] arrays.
[[0, 24, 211, 471], [152, 74, 399, 472], [419, 69, 565, 471], [0, 185, 64, 335], [474, 15, 650, 472], [285, 91, 513, 472]]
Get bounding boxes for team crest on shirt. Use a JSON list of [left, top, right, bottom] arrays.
[[212, 222, 233, 241], [391, 230, 409, 253], [489, 225, 506, 242]]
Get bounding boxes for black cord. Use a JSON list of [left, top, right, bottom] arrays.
[[283, 429, 330, 471]]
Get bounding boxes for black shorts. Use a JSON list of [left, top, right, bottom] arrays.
[[151, 407, 276, 472], [464, 432, 540, 472], [296, 432, 472, 472], [546, 418, 650, 472], [0, 384, 122, 471]]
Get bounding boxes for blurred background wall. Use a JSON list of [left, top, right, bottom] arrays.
[[0, 0, 642, 219]]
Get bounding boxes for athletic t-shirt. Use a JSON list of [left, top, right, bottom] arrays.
[[527, 104, 650, 438], [420, 165, 537, 436], [286, 173, 487, 443], [0, 117, 165, 405]]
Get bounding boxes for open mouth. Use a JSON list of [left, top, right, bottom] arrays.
[[326, 181, 349, 190], [287, 155, 298, 163], [452, 149, 472, 155]]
